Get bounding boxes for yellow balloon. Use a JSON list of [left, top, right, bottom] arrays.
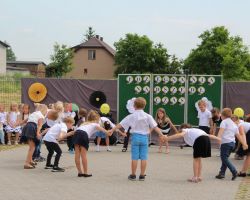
[[100, 103, 110, 114], [233, 107, 244, 118]]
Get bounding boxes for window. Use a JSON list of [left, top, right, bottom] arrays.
[[84, 68, 88, 74], [88, 50, 96, 60]]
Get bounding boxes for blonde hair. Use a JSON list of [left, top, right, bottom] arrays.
[[134, 97, 146, 109], [79, 108, 87, 118], [54, 101, 64, 113], [47, 110, 59, 121], [63, 116, 75, 124], [86, 110, 100, 122], [198, 100, 206, 107], [221, 108, 232, 118], [231, 114, 239, 122], [36, 104, 48, 116], [10, 102, 18, 112]]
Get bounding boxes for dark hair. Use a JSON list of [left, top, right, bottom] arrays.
[[179, 123, 192, 131]]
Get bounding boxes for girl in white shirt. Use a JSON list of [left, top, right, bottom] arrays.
[[166, 123, 221, 183], [73, 110, 111, 177], [0, 103, 7, 145], [22, 104, 47, 169]]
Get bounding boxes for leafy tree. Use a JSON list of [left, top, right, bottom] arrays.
[[46, 43, 73, 77], [83, 26, 96, 42], [114, 33, 182, 76], [5, 41, 16, 61], [184, 26, 250, 80]]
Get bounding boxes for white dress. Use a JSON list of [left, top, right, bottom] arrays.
[[5, 112, 22, 133]]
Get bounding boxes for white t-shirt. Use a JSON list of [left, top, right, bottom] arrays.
[[27, 111, 45, 124], [100, 117, 115, 128], [43, 122, 68, 143], [120, 110, 157, 135], [220, 118, 239, 144], [0, 112, 7, 125], [8, 111, 20, 124], [63, 111, 76, 119], [182, 128, 207, 146], [198, 109, 212, 127], [77, 123, 101, 138], [239, 121, 250, 134]]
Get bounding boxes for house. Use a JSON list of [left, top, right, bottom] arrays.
[[66, 35, 116, 79], [0, 40, 9, 74], [7, 61, 46, 78]]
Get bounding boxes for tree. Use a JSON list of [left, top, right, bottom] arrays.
[[114, 33, 182, 76], [46, 43, 73, 77], [5, 41, 16, 61], [83, 26, 96, 42], [184, 26, 250, 80]]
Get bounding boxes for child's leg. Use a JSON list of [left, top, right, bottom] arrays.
[[45, 141, 54, 166], [131, 160, 138, 175], [193, 158, 200, 178], [7, 132, 11, 144], [80, 147, 88, 174], [198, 158, 202, 179], [96, 137, 101, 151], [74, 145, 82, 174], [241, 155, 250, 173], [25, 140, 35, 166], [220, 143, 237, 175], [139, 135, 148, 176], [53, 143, 62, 167], [15, 133, 19, 143], [106, 137, 111, 151], [158, 138, 163, 152], [140, 160, 147, 176], [165, 140, 169, 153]]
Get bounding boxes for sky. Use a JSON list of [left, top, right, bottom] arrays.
[[1, 0, 250, 64]]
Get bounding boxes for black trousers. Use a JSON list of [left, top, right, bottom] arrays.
[[67, 129, 74, 151], [44, 141, 62, 167], [123, 127, 131, 149], [199, 126, 210, 134]]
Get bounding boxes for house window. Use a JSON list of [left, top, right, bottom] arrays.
[[84, 68, 88, 74], [88, 50, 96, 60]]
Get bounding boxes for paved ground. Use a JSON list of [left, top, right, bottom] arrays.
[[0, 144, 249, 200]]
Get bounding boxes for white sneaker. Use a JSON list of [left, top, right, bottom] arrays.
[[14, 141, 18, 145], [107, 147, 112, 152], [7, 141, 11, 145], [96, 145, 100, 152]]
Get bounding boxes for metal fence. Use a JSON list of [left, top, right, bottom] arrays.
[[0, 76, 21, 111]]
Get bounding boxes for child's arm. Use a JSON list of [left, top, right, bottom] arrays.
[[36, 118, 43, 139], [96, 125, 112, 136], [209, 118, 214, 135], [166, 132, 185, 141], [167, 118, 178, 134], [238, 125, 247, 145], [58, 131, 75, 141], [217, 127, 224, 139], [208, 134, 221, 144], [110, 124, 123, 134], [41, 128, 49, 136]]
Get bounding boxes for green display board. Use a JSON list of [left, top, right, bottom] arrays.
[[118, 74, 151, 122], [187, 75, 223, 126], [152, 74, 185, 125]]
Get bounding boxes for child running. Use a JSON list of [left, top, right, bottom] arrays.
[[110, 97, 165, 181], [73, 110, 111, 177]]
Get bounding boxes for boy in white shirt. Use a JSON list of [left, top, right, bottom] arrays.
[[215, 108, 248, 180], [110, 97, 165, 181], [197, 100, 213, 134], [43, 117, 75, 172]]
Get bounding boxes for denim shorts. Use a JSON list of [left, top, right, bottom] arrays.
[[95, 131, 106, 138], [131, 133, 148, 160]]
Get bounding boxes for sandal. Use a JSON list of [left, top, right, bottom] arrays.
[[30, 162, 37, 166], [24, 165, 35, 169]]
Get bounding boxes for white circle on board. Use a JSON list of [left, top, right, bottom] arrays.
[[178, 97, 185, 105], [197, 87, 205, 95], [154, 86, 161, 94], [170, 97, 177, 105], [126, 76, 133, 84], [189, 86, 196, 94], [162, 76, 169, 83], [189, 76, 197, 84], [143, 86, 150, 94], [162, 97, 169, 105], [154, 75, 162, 84], [135, 75, 142, 84], [162, 86, 169, 94], [143, 75, 150, 84], [154, 96, 161, 105], [198, 76, 206, 84], [208, 77, 216, 85], [179, 76, 186, 84], [178, 86, 185, 94], [134, 86, 142, 94], [170, 86, 177, 94], [170, 76, 178, 84]]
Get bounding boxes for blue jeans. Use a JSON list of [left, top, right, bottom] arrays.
[[219, 142, 237, 175], [131, 133, 148, 160]]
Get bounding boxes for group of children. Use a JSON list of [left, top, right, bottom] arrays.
[[2, 97, 250, 183]]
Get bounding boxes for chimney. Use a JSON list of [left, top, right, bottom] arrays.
[[100, 37, 103, 41], [96, 35, 99, 39]]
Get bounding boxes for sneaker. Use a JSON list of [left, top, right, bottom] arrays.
[[69, 150, 74, 154], [139, 175, 145, 181], [52, 166, 65, 172], [14, 141, 18, 145], [128, 174, 136, 181], [238, 172, 246, 177], [45, 165, 54, 169], [215, 174, 225, 179], [7, 141, 11, 145], [96, 145, 100, 152], [78, 173, 92, 177], [232, 172, 238, 181], [37, 156, 46, 162], [107, 147, 112, 152]]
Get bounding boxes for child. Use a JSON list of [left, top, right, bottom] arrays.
[[5, 102, 21, 145], [232, 115, 250, 177], [211, 107, 222, 134], [22, 104, 47, 169], [64, 102, 76, 153], [19, 104, 30, 126], [0, 104, 7, 145], [76, 108, 87, 127], [197, 100, 213, 135], [73, 110, 111, 177], [43, 117, 75, 172], [110, 97, 165, 181], [155, 108, 178, 153], [215, 108, 248, 180], [166, 123, 221, 182], [54, 101, 64, 123]]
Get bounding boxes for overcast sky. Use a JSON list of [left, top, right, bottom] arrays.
[[1, 0, 250, 64]]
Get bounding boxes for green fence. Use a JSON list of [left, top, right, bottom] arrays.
[[0, 76, 21, 111]]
